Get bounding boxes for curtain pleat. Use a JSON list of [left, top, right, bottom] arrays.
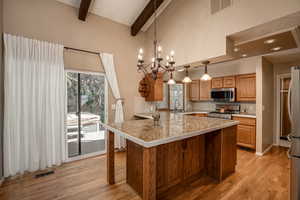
[[99, 53, 126, 149], [3, 34, 66, 177]]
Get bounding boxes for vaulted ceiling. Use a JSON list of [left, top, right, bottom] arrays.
[[57, 0, 150, 26]]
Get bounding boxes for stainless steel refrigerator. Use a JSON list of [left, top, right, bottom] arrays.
[[288, 66, 300, 200]]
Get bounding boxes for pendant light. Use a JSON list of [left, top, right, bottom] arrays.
[[168, 71, 176, 85], [182, 65, 192, 83], [201, 61, 212, 81]]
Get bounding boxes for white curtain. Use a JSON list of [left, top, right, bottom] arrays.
[[100, 53, 125, 149], [3, 34, 66, 177]]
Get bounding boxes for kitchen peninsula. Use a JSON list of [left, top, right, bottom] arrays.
[[101, 113, 239, 200]]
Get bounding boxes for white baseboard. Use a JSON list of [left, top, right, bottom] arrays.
[[256, 144, 273, 156]]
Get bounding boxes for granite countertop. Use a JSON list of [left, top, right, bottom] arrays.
[[101, 113, 239, 148]]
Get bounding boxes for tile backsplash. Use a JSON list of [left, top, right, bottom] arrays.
[[190, 101, 256, 114]]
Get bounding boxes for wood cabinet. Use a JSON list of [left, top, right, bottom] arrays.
[[223, 76, 236, 88], [182, 136, 205, 179], [212, 77, 223, 88], [232, 116, 256, 150], [189, 80, 200, 101], [145, 73, 163, 102], [199, 80, 212, 100], [189, 80, 211, 101], [236, 74, 256, 102]]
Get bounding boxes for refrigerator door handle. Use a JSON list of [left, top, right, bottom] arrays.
[[288, 80, 293, 122]]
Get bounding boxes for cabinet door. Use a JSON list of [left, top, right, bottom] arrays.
[[145, 73, 163, 101], [212, 78, 223, 88], [237, 124, 256, 149], [199, 80, 212, 101], [189, 80, 200, 101], [183, 136, 205, 179], [157, 141, 183, 191], [223, 76, 236, 88], [236, 74, 256, 102]]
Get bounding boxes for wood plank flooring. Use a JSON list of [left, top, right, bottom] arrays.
[[0, 146, 290, 200]]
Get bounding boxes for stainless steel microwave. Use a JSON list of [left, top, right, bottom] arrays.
[[211, 88, 235, 102]]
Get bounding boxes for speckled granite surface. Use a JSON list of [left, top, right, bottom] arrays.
[[101, 112, 239, 147]]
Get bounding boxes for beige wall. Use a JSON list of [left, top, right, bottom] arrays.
[[261, 58, 274, 151], [145, 0, 300, 66], [0, 0, 3, 178], [3, 0, 145, 120]]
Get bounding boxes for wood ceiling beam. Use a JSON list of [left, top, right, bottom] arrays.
[[78, 0, 92, 21], [131, 0, 164, 36]]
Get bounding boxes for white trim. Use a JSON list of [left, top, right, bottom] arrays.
[[64, 70, 108, 161], [275, 73, 291, 147], [256, 144, 273, 156]]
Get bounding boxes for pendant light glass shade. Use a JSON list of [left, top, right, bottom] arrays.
[[168, 78, 176, 85], [182, 76, 192, 83], [200, 73, 212, 81]]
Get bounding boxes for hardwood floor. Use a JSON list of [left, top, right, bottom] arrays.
[[0, 147, 290, 200]]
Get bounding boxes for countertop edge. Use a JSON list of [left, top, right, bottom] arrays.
[[101, 121, 239, 148], [232, 114, 256, 119]]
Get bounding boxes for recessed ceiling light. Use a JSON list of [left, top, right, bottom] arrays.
[[271, 46, 282, 51], [234, 47, 239, 52], [242, 54, 247, 57], [177, 69, 185, 72], [264, 39, 276, 44]]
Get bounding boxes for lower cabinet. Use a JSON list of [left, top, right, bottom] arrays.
[[232, 116, 256, 150]]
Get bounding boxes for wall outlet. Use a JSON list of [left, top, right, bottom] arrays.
[[111, 104, 116, 110]]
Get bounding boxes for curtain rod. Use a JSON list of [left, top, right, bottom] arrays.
[[64, 46, 100, 55]]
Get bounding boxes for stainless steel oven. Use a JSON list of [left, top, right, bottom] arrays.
[[211, 88, 235, 102]]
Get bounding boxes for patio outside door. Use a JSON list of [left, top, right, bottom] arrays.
[[66, 71, 107, 158]]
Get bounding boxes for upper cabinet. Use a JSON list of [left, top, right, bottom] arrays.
[[236, 73, 256, 102], [199, 80, 212, 101], [189, 80, 200, 101], [189, 80, 211, 101], [212, 76, 236, 88], [211, 77, 223, 88], [223, 76, 236, 88]]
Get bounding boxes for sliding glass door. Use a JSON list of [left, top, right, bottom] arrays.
[[66, 71, 107, 158]]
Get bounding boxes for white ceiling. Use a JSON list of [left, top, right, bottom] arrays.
[[57, 0, 150, 26]]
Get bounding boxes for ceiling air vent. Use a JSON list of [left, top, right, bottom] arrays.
[[211, 0, 232, 14]]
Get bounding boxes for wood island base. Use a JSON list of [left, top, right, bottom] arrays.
[[107, 125, 237, 200]]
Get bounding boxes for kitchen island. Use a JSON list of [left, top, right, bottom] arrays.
[[101, 113, 239, 200]]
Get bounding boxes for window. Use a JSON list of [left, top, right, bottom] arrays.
[[66, 71, 107, 158]]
